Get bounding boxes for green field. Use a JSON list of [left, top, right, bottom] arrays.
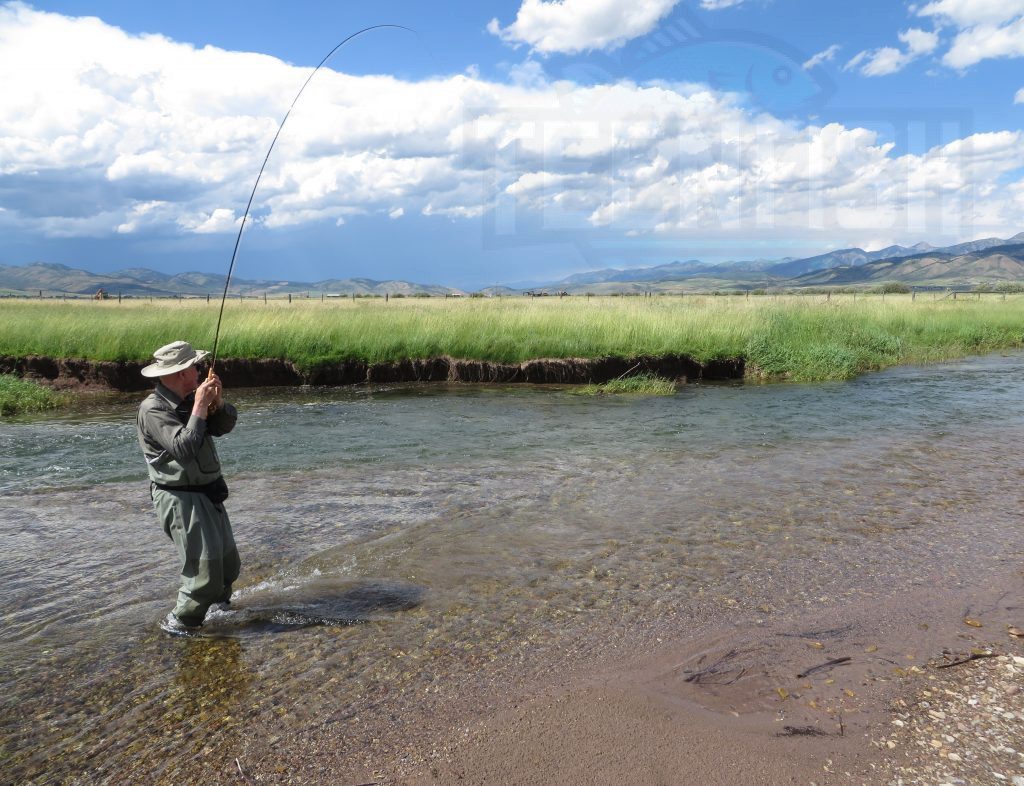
[[1, 294, 1022, 383]]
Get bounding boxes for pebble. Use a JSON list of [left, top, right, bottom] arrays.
[[881, 654, 1024, 784]]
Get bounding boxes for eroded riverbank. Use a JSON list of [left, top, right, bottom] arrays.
[[0, 352, 744, 392]]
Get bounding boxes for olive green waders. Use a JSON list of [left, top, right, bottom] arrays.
[[153, 487, 240, 627]]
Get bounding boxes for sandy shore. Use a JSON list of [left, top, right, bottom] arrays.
[[391, 571, 1024, 786]]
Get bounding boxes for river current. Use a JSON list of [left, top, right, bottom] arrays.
[[2, 353, 1023, 783]]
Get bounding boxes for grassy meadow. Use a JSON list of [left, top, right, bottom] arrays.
[[0, 293, 1022, 383]]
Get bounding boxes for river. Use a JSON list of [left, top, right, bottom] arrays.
[[2, 352, 1023, 783]]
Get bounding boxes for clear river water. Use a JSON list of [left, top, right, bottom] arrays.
[[2, 353, 1023, 783]]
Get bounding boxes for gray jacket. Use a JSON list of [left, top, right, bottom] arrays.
[[137, 382, 238, 487]]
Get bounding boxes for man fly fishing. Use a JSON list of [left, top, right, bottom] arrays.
[[137, 340, 240, 634], [131, 26, 413, 635]]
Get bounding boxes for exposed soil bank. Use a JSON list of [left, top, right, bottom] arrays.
[[0, 353, 745, 392]]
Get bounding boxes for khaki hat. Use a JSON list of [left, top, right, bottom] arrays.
[[141, 340, 210, 378]]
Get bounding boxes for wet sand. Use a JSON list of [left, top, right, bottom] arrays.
[[396, 568, 1024, 785], [219, 560, 1022, 785]]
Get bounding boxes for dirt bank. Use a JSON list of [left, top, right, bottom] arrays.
[[0, 353, 745, 392]]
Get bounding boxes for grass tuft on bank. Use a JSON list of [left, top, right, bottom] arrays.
[[0, 294, 1022, 383], [571, 373, 677, 396], [0, 375, 63, 416]]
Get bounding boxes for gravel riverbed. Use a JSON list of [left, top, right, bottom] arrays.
[[881, 648, 1024, 786]]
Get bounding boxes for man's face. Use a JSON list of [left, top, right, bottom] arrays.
[[163, 363, 200, 396], [178, 363, 200, 394]]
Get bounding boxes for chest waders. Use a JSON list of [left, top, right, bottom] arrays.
[[148, 423, 240, 627]]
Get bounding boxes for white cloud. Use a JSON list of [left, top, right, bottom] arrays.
[[916, 0, 1024, 28], [803, 44, 841, 70], [1015, 87, 1024, 103], [845, 28, 938, 76], [487, 0, 679, 54], [941, 17, 1024, 68], [1, 5, 1022, 245], [700, 0, 743, 9], [852, 47, 909, 76], [900, 28, 939, 55], [189, 208, 238, 234], [916, 0, 1024, 68]]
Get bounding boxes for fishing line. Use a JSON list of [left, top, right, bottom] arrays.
[[208, 23, 417, 372]]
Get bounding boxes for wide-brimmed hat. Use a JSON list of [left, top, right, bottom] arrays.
[[141, 340, 209, 378]]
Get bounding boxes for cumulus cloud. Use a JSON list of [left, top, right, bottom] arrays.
[[845, 28, 938, 76], [916, 0, 1024, 68], [941, 16, 1024, 68], [803, 44, 841, 70], [189, 208, 239, 234], [487, 0, 679, 54], [1, 4, 1022, 246], [915, 0, 1024, 28], [1016, 87, 1024, 104]]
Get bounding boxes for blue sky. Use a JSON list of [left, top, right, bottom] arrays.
[[2, 0, 1023, 288]]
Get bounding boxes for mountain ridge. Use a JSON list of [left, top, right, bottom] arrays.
[[2, 232, 1022, 296]]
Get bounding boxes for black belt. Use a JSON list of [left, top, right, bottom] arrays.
[[152, 476, 229, 503]]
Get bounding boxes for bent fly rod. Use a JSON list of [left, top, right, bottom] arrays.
[[207, 24, 416, 375]]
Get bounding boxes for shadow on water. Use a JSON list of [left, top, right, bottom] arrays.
[[197, 578, 425, 637]]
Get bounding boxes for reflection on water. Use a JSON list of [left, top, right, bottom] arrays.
[[2, 352, 1024, 781]]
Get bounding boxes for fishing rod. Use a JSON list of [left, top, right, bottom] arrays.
[[207, 23, 416, 375]]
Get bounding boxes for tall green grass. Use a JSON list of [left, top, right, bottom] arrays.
[[0, 295, 1021, 382], [0, 375, 63, 416]]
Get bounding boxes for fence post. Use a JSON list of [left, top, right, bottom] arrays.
[[264, 292, 267, 304], [119, 292, 122, 304], [288, 293, 292, 303], [385, 293, 389, 303]]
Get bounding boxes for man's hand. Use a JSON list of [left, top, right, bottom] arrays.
[[208, 372, 224, 410], [192, 374, 222, 419]]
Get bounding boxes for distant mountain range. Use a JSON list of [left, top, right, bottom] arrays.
[[2, 232, 1023, 297], [0, 262, 466, 298], [533, 232, 1024, 293], [791, 242, 1024, 287]]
